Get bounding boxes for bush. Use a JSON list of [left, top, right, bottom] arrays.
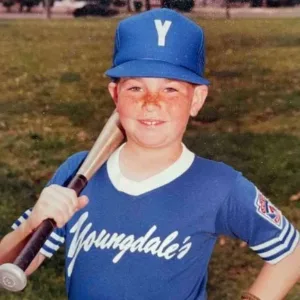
[[174, 0, 194, 11], [99, 0, 112, 6], [133, 0, 142, 11], [3, 0, 15, 8], [113, 0, 126, 6], [162, 0, 195, 11]]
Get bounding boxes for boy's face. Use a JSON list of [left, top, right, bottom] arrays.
[[108, 77, 207, 149]]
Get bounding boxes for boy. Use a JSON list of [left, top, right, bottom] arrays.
[[1, 8, 300, 300]]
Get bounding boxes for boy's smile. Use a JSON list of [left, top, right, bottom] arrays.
[[138, 119, 165, 127], [108, 77, 207, 149]]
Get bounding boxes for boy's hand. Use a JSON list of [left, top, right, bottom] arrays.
[[28, 184, 89, 230]]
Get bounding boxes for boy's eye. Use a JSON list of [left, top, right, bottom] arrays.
[[128, 86, 142, 92], [164, 87, 178, 93]]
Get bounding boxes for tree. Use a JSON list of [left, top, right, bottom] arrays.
[[3, 0, 15, 12]]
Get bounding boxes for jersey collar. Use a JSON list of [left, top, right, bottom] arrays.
[[106, 143, 195, 196]]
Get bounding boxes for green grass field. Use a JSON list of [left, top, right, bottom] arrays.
[[0, 17, 299, 299]]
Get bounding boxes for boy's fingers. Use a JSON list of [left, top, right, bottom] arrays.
[[47, 188, 75, 218], [77, 196, 89, 210], [37, 185, 88, 227], [43, 197, 71, 225], [51, 184, 78, 208]]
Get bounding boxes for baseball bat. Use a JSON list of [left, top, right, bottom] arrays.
[[0, 110, 125, 292]]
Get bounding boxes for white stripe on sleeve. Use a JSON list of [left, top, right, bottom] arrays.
[[259, 226, 295, 258], [250, 219, 289, 251], [11, 209, 33, 230], [267, 231, 300, 264], [24, 209, 32, 218], [12, 223, 18, 230], [50, 232, 65, 243], [45, 240, 60, 251], [40, 248, 54, 258], [18, 216, 26, 224]]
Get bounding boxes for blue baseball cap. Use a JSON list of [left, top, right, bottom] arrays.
[[105, 8, 210, 85]]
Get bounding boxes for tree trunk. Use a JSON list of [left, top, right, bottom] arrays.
[[145, 0, 151, 10], [45, 0, 51, 19], [127, 0, 132, 11], [225, 0, 230, 19]]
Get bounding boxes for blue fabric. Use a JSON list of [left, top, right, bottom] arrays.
[[215, 175, 299, 263], [105, 8, 209, 85], [13, 151, 299, 299], [63, 154, 236, 300]]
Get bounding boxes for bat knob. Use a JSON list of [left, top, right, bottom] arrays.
[[0, 263, 27, 292]]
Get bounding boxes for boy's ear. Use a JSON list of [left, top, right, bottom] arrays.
[[190, 85, 208, 117], [108, 82, 118, 105]]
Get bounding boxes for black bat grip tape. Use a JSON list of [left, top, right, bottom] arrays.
[[13, 174, 88, 272]]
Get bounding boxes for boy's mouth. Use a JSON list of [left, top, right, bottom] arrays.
[[138, 119, 165, 127]]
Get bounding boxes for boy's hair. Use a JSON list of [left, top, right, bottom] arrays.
[[105, 8, 209, 86], [111, 78, 120, 83]]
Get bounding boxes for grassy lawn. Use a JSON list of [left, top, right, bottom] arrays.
[[0, 17, 299, 299]]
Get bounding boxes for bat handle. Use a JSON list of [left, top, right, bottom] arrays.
[[0, 174, 88, 292]]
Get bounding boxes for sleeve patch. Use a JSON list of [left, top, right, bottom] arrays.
[[254, 189, 283, 230]]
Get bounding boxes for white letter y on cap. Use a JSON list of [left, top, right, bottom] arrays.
[[154, 20, 172, 47]]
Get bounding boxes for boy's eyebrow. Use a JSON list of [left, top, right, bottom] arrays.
[[120, 78, 142, 84], [120, 78, 193, 88]]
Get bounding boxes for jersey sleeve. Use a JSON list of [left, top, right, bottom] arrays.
[[12, 207, 66, 258], [11, 151, 88, 258], [215, 174, 300, 264]]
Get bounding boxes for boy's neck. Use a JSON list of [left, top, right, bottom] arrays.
[[119, 141, 183, 182]]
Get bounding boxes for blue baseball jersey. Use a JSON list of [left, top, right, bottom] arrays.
[[13, 144, 299, 300]]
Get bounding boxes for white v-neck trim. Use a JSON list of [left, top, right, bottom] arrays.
[[106, 143, 195, 196]]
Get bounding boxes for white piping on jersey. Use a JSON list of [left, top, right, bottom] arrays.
[[258, 225, 295, 258], [11, 209, 32, 230], [18, 216, 26, 224], [67, 212, 192, 277], [40, 248, 53, 258], [45, 240, 60, 251], [250, 219, 289, 251], [51, 232, 65, 243], [267, 231, 300, 264], [24, 209, 32, 218], [107, 143, 195, 196]]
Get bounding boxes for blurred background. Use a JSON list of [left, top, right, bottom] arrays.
[[0, 2, 300, 299], [1, 0, 300, 18]]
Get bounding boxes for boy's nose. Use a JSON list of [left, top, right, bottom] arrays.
[[141, 93, 161, 111]]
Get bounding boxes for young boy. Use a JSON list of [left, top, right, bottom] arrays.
[[1, 8, 300, 300]]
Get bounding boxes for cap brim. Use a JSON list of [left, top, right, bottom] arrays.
[[105, 60, 210, 85]]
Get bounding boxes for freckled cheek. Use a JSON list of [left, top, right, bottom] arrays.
[[165, 98, 191, 122], [116, 97, 139, 118]]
